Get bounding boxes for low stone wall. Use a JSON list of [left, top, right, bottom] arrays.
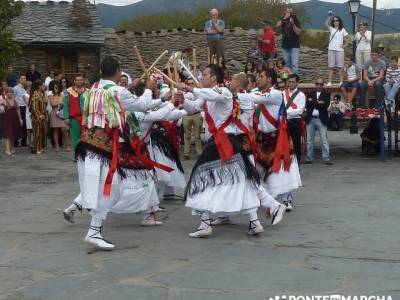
[[102, 27, 330, 82]]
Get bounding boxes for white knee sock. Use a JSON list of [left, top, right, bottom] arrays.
[[199, 212, 211, 229], [88, 217, 103, 236], [248, 210, 261, 226], [257, 186, 280, 211]]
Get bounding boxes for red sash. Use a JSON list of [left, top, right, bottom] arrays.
[[259, 104, 279, 129], [204, 102, 234, 161], [160, 120, 180, 153], [271, 115, 291, 173]]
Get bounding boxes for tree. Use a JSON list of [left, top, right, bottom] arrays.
[[0, 0, 24, 79]]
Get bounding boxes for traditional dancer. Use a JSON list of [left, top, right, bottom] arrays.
[[253, 69, 302, 211], [65, 57, 171, 251], [63, 75, 87, 151], [177, 64, 276, 238]]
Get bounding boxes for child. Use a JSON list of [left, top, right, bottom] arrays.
[[383, 56, 400, 107], [245, 38, 262, 73], [0, 87, 23, 155], [340, 55, 360, 105], [328, 94, 347, 131]]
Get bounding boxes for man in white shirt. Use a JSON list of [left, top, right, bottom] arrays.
[[44, 71, 55, 90], [283, 74, 306, 165], [13, 75, 28, 147]]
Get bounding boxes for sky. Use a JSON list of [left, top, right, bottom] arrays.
[[24, 0, 400, 9]]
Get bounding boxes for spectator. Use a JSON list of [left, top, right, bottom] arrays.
[[328, 94, 346, 131], [256, 61, 267, 76], [258, 20, 276, 62], [26, 63, 41, 83], [246, 74, 258, 92], [0, 87, 23, 156], [0, 81, 6, 138], [182, 78, 203, 160], [276, 7, 302, 74], [341, 55, 360, 105], [324, 15, 349, 86], [276, 77, 287, 91], [119, 74, 129, 88], [358, 48, 386, 108], [13, 75, 28, 147], [383, 56, 400, 108], [6, 65, 17, 88], [44, 70, 55, 90], [60, 77, 70, 93], [49, 82, 70, 152], [304, 78, 332, 165], [354, 20, 371, 68], [24, 81, 33, 148], [29, 79, 48, 154], [245, 38, 262, 74], [204, 8, 225, 65], [276, 58, 292, 81], [266, 59, 276, 71]]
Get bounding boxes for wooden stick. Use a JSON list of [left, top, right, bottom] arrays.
[[133, 46, 147, 75], [207, 47, 211, 65], [179, 59, 199, 85], [192, 48, 197, 76], [153, 67, 177, 86], [140, 50, 168, 79], [173, 58, 179, 83]]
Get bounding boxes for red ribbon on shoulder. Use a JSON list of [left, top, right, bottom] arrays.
[[271, 115, 291, 173]]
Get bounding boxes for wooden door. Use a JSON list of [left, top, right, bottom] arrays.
[[46, 49, 78, 81]]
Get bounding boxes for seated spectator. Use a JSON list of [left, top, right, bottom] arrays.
[[358, 48, 386, 108], [275, 58, 292, 81], [328, 94, 346, 131], [0, 87, 23, 156], [245, 38, 262, 74], [383, 56, 400, 107], [340, 55, 360, 105]]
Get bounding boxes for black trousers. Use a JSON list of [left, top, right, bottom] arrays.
[[288, 118, 302, 164], [16, 106, 27, 146]]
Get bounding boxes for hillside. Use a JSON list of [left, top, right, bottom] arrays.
[[97, 0, 400, 33]]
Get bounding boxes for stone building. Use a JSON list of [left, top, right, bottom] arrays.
[[12, 0, 104, 81]]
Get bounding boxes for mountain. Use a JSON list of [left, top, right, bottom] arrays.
[[96, 0, 400, 34]]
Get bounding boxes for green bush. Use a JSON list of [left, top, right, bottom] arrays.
[[300, 30, 329, 50]]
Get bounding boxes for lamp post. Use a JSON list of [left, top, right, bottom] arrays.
[[348, 0, 360, 134]]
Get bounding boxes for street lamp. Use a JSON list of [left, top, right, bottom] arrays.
[[348, 0, 361, 134]]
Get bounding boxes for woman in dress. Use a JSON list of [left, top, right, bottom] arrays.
[[29, 79, 48, 154], [0, 87, 23, 156], [49, 82, 70, 152]]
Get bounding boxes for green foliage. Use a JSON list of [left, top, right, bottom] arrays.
[[0, 0, 24, 79], [300, 30, 329, 50], [118, 0, 308, 32]]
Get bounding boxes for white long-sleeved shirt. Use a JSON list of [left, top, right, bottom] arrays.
[[182, 86, 237, 141], [251, 88, 283, 133], [237, 92, 255, 132], [283, 88, 305, 119]]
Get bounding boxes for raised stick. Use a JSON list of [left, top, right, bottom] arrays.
[[179, 59, 199, 85], [133, 46, 147, 75], [192, 48, 197, 76], [140, 50, 169, 79], [153, 67, 177, 86]]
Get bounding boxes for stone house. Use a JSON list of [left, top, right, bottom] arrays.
[[12, 0, 104, 81]]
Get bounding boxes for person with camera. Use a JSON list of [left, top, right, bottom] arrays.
[[325, 13, 349, 86], [276, 7, 302, 75]]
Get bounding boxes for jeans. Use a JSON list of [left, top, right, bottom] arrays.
[[383, 81, 400, 103], [358, 79, 385, 108], [282, 47, 300, 74], [306, 117, 330, 162]]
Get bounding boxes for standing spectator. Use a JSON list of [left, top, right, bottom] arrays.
[[182, 78, 203, 160], [26, 63, 41, 83], [63, 75, 86, 151], [60, 77, 70, 93], [29, 79, 48, 154], [383, 56, 400, 107], [24, 81, 33, 148], [204, 8, 225, 65], [13, 75, 28, 147], [44, 70, 55, 90], [358, 48, 386, 108], [0, 81, 6, 138], [354, 20, 372, 68], [324, 15, 349, 86], [328, 94, 347, 131], [258, 20, 276, 63], [0, 87, 23, 156], [275, 58, 292, 81], [6, 65, 17, 88], [304, 78, 332, 165], [245, 38, 262, 73], [276, 77, 287, 91], [119, 74, 129, 88], [340, 55, 360, 105], [283, 74, 306, 164], [276, 7, 302, 74], [49, 82, 70, 152]]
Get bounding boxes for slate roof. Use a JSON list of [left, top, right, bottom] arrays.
[[12, 1, 105, 45]]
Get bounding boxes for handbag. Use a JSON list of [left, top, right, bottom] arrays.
[[325, 29, 338, 50], [56, 104, 66, 120]]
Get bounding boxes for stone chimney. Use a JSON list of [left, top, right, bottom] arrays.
[[69, 0, 92, 28]]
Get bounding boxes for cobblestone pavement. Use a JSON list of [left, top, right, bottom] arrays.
[[0, 131, 399, 300]]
